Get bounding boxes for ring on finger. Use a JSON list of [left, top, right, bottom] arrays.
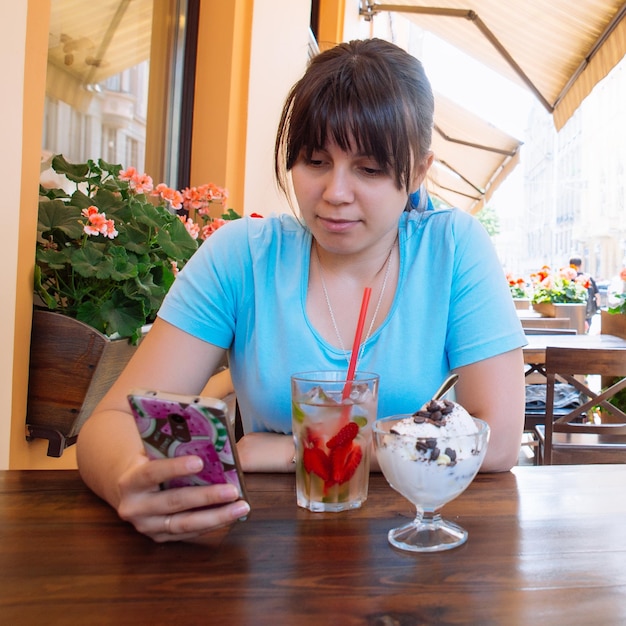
[[164, 514, 173, 534]]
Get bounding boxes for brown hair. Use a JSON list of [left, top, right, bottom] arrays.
[[275, 38, 434, 198]]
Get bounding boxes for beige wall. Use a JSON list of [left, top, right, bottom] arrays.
[[243, 0, 312, 217], [0, 0, 26, 468], [2, 0, 74, 469]]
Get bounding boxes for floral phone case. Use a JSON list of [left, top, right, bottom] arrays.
[[128, 389, 247, 504]]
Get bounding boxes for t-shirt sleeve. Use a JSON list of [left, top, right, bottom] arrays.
[[444, 211, 527, 369], [157, 218, 252, 348]]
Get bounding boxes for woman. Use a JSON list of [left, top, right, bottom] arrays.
[[77, 39, 526, 542]]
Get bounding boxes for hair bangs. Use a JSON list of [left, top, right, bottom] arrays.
[[287, 75, 412, 190]]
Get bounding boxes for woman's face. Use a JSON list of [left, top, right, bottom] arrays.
[[291, 140, 419, 258]]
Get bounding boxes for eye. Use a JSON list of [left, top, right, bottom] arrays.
[[361, 166, 384, 176], [357, 159, 388, 177], [300, 150, 327, 168]]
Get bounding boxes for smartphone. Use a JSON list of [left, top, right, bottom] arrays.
[[128, 389, 247, 505]]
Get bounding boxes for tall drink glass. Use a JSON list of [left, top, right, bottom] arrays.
[[291, 371, 379, 512]]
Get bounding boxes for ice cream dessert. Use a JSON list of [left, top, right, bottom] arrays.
[[373, 399, 489, 511], [389, 398, 479, 466]]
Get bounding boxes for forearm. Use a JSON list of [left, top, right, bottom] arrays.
[[77, 409, 146, 508], [236, 432, 296, 472], [455, 348, 526, 473]]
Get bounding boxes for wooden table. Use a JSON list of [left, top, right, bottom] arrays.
[[2, 468, 626, 624], [523, 332, 626, 364]]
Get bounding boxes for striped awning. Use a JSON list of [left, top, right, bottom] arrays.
[[429, 92, 522, 213], [360, 0, 626, 130]]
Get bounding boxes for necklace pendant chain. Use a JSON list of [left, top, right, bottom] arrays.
[[316, 242, 395, 369]]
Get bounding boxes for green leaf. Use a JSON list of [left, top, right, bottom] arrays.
[[36, 246, 73, 270], [133, 202, 168, 230], [167, 216, 199, 258], [75, 301, 107, 334], [33, 265, 59, 310], [83, 188, 124, 213], [97, 158, 123, 179], [156, 221, 198, 259], [38, 200, 84, 238], [39, 185, 70, 201], [70, 245, 106, 277], [101, 292, 148, 341], [127, 269, 169, 315], [119, 222, 151, 255], [77, 293, 146, 343], [51, 154, 91, 183], [222, 208, 242, 221]]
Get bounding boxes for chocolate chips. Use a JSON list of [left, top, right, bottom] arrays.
[[411, 400, 459, 465], [445, 447, 456, 463], [415, 438, 437, 453], [412, 399, 455, 427]]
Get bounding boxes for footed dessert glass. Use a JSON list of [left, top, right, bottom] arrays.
[[373, 416, 490, 552]]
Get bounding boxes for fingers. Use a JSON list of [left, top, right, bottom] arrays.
[[126, 454, 205, 492], [116, 455, 250, 542], [150, 499, 251, 543]]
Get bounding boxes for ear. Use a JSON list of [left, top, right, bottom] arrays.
[[410, 151, 434, 193]]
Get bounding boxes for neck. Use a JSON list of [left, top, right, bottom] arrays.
[[313, 233, 398, 282], [312, 236, 398, 362]]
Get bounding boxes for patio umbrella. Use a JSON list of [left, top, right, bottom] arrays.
[[429, 92, 522, 213], [360, 0, 626, 130]]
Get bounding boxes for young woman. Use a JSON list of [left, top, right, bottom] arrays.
[[77, 38, 526, 542]]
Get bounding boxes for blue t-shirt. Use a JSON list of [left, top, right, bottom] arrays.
[[158, 209, 526, 434]]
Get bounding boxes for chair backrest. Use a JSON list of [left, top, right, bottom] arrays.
[[543, 347, 626, 464]]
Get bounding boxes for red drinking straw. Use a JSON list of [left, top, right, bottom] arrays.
[[342, 287, 372, 402]]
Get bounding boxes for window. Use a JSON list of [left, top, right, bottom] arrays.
[[42, 0, 192, 184]]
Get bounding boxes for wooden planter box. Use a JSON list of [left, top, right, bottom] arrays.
[[26, 310, 146, 457], [601, 310, 626, 339], [513, 298, 531, 310], [532, 302, 586, 334]]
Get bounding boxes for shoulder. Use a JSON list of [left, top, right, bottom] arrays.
[[401, 207, 488, 247], [403, 206, 480, 229]]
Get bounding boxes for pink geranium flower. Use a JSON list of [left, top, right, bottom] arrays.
[[81, 206, 118, 239]]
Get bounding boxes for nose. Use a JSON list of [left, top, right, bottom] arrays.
[[321, 165, 354, 205]]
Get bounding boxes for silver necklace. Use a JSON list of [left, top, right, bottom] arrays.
[[316, 242, 395, 367]]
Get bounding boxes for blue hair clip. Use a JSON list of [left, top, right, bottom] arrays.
[[409, 186, 434, 212]]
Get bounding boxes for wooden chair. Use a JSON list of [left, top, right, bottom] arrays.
[[535, 347, 626, 464], [522, 328, 577, 463]]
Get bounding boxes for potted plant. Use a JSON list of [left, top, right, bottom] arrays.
[[529, 265, 589, 333], [601, 268, 626, 338], [29, 154, 236, 456], [506, 272, 531, 309]]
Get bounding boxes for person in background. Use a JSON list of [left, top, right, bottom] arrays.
[[569, 256, 599, 332], [76, 38, 527, 542]]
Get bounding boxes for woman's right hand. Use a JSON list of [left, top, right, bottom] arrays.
[[115, 454, 251, 543]]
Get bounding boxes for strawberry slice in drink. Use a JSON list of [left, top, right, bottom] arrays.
[[326, 422, 359, 449], [329, 441, 363, 485], [303, 446, 331, 481]]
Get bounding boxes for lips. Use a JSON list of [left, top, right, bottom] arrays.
[[317, 216, 359, 233]]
